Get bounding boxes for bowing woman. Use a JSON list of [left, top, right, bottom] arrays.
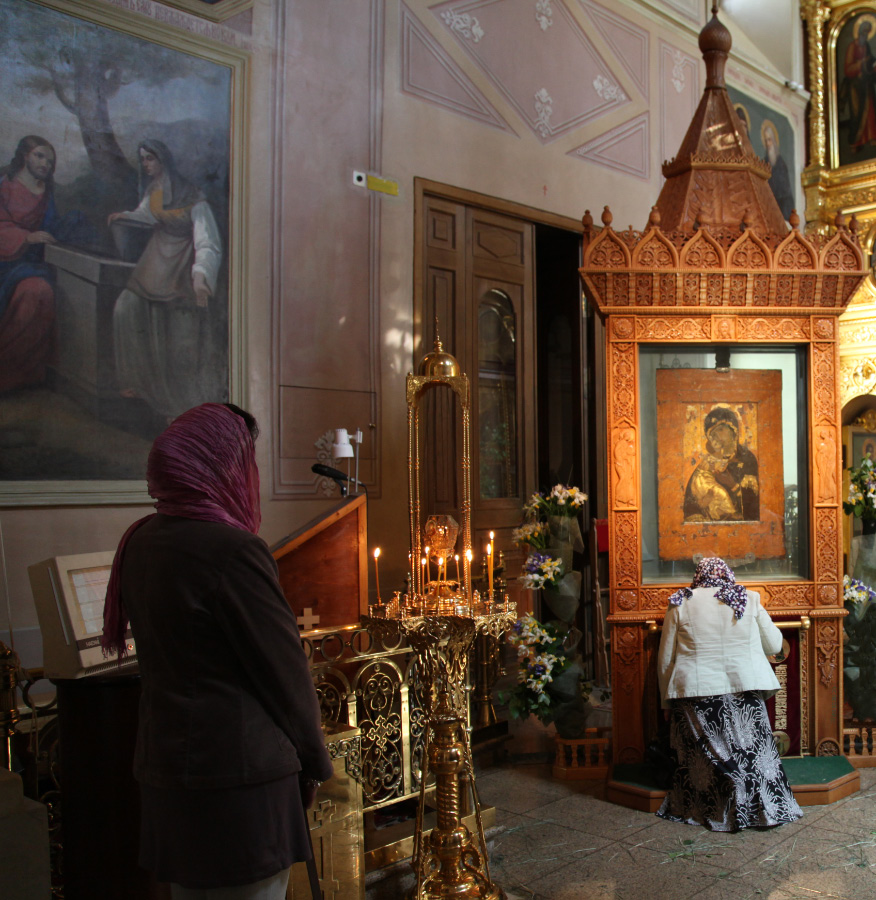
[[109, 139, 223, 420], [656, 557, 802, 832], [102, 403, 332, 899]]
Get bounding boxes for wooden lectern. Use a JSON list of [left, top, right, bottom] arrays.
[[271, 493, 369, 629]]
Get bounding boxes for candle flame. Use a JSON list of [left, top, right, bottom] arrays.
[[373, 547, 381, 559]]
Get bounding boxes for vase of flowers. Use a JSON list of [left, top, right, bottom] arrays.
[[500, 613, 597, 739], [845, 457, 876, 589], [844, 455, 876, 534], [514, 484, 587, 626], [843, 575, 876, 722]]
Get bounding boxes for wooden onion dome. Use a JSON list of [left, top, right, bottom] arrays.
[[580, 8, 868, 311]]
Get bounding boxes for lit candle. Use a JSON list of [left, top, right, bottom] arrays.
[[438, 557, 444, 583], [421, 556, 427, 589], [373, 547, 382, 603], [454, 554, 460, 584], [487, 543, 493, 596], [424, 546, 430, 581]]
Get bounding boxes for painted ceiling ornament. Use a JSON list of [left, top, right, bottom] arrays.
[[671, 49, 687, 93], [441, 9, 484, 43], [593, 74, 625, 103], [534, 87, 554, 137], [535, 0, 553, 32]]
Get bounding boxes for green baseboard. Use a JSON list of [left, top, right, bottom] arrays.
[[612, 755, 855, 791]]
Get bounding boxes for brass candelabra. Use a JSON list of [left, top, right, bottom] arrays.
[[363, 332, 515, 899]]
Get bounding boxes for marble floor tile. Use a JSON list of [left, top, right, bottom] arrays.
[[508, 840, 727, 900], [475, 765, 591, 815], [488, 813, 615, 885], [518, 792, 656, 842]]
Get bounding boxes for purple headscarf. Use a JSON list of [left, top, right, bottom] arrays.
[[102, 403, 260, 658], [668, 557, 748, 619]]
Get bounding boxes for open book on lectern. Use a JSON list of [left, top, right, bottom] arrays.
[[29, 552, 137, 679]]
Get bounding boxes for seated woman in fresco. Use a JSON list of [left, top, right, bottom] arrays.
[[683, 407, 759, 523], [657, 557, 803, 831], [108, 138, 223, 420]]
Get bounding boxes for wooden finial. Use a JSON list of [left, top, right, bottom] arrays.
[[835, 210, 847, 231], [601, 206, 613, 228], [789, 209, 800, 231], [582, 209, 593, 228], [648, 206, 661, 228], [850, 213, 859, 235]]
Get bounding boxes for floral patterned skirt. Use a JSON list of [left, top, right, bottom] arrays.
[[656, 691, 803, 832]]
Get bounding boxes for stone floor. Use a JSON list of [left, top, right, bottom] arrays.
[[367, 715, 876, 900], [477, 760, 876, 900]]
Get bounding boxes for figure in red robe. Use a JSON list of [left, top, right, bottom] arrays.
[[0, 135, 59, 393]]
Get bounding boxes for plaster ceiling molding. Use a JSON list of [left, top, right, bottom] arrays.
[[659, 39, 699, 174], [581, 0, 650, 100], [433, 0, 629, 143], [400, 4, 515, 133], [569, 112, 650, 179]]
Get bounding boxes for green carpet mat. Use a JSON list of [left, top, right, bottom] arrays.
[[612, 755, 854, 790]]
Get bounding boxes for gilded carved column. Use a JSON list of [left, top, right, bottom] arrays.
[[801, 0, 831, 228], [801, 0, 830, 167]]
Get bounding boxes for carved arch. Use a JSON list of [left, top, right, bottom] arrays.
[[727, 229, 770, 269], [680, 228, 725, 269], [585, 228, 631, 269], [776, 230, 818, 270], [632, 229, 679, 268]]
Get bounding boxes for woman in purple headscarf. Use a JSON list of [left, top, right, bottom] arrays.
[[103, 403, 332, 899], [656, 557, 802, 831]]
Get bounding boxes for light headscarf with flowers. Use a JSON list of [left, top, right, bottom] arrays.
[[667, 556, 748, 619]]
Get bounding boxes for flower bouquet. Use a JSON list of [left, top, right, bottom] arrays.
[[845, 456, 876, 588], [500, 613, 597, 738], [843, 575, 876, 722], [515, 484, 587, 625], [843, 456, 876, 527]]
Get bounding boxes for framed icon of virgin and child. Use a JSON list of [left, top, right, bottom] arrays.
[[656, 368, 786, 562]]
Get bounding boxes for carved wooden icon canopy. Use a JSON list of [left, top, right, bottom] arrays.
[[581, 10, 868, 771]]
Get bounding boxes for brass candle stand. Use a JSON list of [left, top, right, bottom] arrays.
[[363, 331, 515, 899]]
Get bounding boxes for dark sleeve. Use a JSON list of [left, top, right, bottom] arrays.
[[212, 535, 334, 783]]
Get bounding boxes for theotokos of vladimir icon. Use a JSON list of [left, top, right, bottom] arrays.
[[683, 407, 759, 523]]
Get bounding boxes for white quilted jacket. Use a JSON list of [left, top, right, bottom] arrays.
[[657, 586, 782, 708]]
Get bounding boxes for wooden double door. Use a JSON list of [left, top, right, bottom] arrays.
[[418, 194, 537, 589]]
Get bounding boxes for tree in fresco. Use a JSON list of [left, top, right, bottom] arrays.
[[0, 0, 230, 246]]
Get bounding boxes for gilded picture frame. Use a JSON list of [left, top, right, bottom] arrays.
[[155, 0, 253, 24], [0, 0, 248, 505], [655, 368, 786, 562]]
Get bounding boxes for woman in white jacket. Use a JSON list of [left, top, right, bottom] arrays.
[[656, 557, 803, 831]]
